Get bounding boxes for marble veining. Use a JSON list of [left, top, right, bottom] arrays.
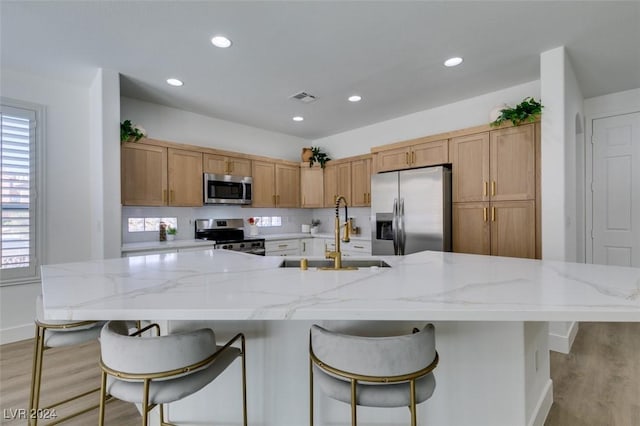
[[41, 249, 640, 322]]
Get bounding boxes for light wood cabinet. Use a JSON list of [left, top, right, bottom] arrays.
[[121, 143, 168, 206], [324, 162, 351, 207], [167, 148, 203, 206], [351, 157, 372, 206], [251, 160, 300, 207], [450, 124, 535, 203], [374, 139, 448, 173], [300, 163, 324, 208], [453, 200, 535, 259], [203, 153, 251, 177]]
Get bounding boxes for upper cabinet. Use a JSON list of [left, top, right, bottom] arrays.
[[350, 156, 372, 207], [449, 124, 535, 203], [121, 142, 202, 207], [121, 143, 167, 206], [324, 161, 351, 207], [203, 153, 251, 177], [373, 138, 448, 173], [300, 163, 324, 208], [167, 148, 203, 206], [251, 160, 300, 208]]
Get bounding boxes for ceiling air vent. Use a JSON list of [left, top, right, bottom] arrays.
[[290, 91, 317, 103]]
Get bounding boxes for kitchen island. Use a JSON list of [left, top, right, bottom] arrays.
[[41, 250, 640, 426]]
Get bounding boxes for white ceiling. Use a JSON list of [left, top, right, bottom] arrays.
[[2, 1, 639, 139]]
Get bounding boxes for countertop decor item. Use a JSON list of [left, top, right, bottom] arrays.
[[247, 217, 259, 236], [309, 146, 331, 168], [490, 97, 543, 127], [166, 226, 177, 241], [120, 119, 146, 143], [301, 147, 313, 162]]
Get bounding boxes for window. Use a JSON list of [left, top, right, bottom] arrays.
[[127, 217, 177, 233], [1, 101, 43, 284]]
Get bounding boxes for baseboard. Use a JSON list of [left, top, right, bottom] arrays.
[[548, 321, 579, 354], [0, 323, 33, 345], [528, 378, 553, 426]]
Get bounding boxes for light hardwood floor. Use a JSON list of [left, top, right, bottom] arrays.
[[1, 323, 638, 425]]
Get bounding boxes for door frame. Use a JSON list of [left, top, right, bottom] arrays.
[[584, 90, 640, 264]]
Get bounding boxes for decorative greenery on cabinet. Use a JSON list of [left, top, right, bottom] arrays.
[[490, 97, 543, 127]]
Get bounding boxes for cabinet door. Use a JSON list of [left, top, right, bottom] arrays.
[[450, 133, 490, 203], [374, 146, 410, 173], [228, 157, 252, 177], [490, 200, 536, 259], [336, 162, 352, 205], [252, 160, 276, 207], [351, 157, 372, 207], [324, 164, 338, 207], [168, 148, 203, 206], [300, 164, 324, 208], [452, 202, 490, 255], [203, 153, 228, 175], [490, 124, 535, 201], [121, 143, 167, 206], [411, 139, 448, 168], [300, 238, 315, 255], [275, 163, 300, 207]]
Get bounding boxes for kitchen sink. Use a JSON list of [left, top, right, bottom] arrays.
[[278, 259, 391, 269]]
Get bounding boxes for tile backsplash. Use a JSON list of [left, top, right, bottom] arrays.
[[121, 206, 372, 243]]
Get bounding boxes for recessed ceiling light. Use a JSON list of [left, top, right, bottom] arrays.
[[166, 78, 183, 87], [292, 116, 304, 122], [211, 35, 232, 48], [348, 95, 362, 102], [444, 57, 463, 67]]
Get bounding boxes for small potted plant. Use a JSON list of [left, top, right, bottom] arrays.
[[310, 219, 321, 235], [309, 147, 331, 169], [120, 119, 147, 143], [247, 217, 259, 236], [166, 226, 177, 241], [490, 97, 543, 127]]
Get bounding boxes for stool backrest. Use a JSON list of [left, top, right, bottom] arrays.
[[311, 324, 436, 377], [100, 321, 216, 377]]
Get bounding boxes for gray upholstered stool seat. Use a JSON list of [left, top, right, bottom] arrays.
[[29, 295, 105, 425], [310, 324, 438, 426], [98, 320, 247, 426]]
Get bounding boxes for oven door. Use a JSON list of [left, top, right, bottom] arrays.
[[204, 174, 252, 205]]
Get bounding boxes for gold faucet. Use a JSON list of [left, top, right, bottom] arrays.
[[323, 195, 356, 270]]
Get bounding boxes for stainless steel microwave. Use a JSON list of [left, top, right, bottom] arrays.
[[203, 173, 252, 205]]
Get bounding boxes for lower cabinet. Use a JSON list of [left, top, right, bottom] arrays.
[[453, 200, 536, 259], [322, 239, 372, 257], [265, 239, 301, 256]]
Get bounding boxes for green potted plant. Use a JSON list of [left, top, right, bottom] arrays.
[[120, 120, 147, 143], [166, 226, 177, 241], [490, 97, 543, 127], [309, 147, 331, 168]]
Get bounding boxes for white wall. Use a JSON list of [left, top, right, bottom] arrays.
[[89, 69, 122, 260], [0, 69, 92, 342], [311, 81, 540, 157], [120, 97, 308, 161]]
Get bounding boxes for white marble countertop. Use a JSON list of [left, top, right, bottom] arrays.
[[41, 250, 640, 322]]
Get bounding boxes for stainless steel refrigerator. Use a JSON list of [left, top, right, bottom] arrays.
[[371, 166, 452, 255]]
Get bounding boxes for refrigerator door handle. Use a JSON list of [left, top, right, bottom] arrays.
[[392, 198, 399, 255], [399, 198, 406, 255]]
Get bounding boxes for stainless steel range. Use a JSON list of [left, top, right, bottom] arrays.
[[195, 218, 265, 256]]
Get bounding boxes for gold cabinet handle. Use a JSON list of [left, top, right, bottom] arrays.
[[483, 207, 487, 222], [492, 181, 496, 197], [277, 194, 280, 204], [491, 206, 496, 222], [483, 181, 488, 197], [272, 194, 276, 205], [354, 245, 364, 249], [278, 244, 288, 248], [411, 151, 416, 164], [405, 152, 410, 165], [170, 189, 175, 203]]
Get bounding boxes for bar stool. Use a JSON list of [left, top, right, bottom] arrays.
[[98, 320, 247, 426], [309, 324, 439, 426], [29, 295, 106, 425]]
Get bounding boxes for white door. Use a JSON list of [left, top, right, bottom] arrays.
[[592, 112, 640, 267]]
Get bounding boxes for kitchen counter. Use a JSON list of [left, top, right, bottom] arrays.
[[121, 239, 216, 253], [39, 250, 640, 426], [41, 250, 639, 322]]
